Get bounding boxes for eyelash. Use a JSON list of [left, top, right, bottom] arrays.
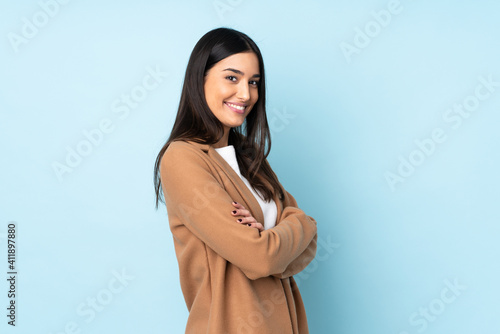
[[226, 75, 259, 87]]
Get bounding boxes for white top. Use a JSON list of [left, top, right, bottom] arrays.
[[214, 145, 277, 230]]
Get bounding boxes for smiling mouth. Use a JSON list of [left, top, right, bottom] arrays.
[[224, 102, 246, 114]]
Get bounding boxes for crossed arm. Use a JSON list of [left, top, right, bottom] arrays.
[[270, 190, 318, 279], [160, 142, 318, 280]]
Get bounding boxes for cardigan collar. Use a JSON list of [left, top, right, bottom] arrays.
[[183, 139, 283, 226]]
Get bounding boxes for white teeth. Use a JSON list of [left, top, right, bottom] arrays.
[[226, 102, 245, 110]]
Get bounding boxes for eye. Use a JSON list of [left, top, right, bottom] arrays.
[[249, 80, 259, 87], [226, 75, 237, 82]]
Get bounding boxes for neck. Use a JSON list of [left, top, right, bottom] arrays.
[[213, 127, 230, 148]]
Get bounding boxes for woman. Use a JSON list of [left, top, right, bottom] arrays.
[[153, 27, 318, 333]]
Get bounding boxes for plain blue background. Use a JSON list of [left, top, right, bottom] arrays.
[[1, 0, 499, 333]]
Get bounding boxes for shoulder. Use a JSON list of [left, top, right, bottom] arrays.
[[164, 140, 206, 157], [160, 140, 210, 171]]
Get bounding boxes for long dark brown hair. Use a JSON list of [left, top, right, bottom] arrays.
[[153, 27, 284, 209]]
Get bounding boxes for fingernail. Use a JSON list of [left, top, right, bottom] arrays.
[[238, 219, 242, 222], [232, 210, 236, 214]]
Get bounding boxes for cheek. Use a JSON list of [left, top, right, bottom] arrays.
[[205, 83, 222, 107], [209, 86, 231, 105], [251, 90, 259, 104], [217, 85, 234, 102]]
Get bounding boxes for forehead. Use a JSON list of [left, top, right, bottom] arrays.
[[214, 52, 260, 72]]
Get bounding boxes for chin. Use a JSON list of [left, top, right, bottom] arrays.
[[230, 122, 244, 128]]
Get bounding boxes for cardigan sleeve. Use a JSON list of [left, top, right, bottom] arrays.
[[160, 142, 317, 280], [270, 190, 318, 279]]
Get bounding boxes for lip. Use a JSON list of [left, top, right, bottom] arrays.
[[224, 102, 246, 114]]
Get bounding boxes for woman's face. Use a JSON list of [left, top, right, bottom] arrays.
[[204, 51, 260, 133]]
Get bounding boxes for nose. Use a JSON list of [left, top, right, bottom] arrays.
[[236, 81, 250, 102]]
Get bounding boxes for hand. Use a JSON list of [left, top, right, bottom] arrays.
[[231, 202, 264, 232]]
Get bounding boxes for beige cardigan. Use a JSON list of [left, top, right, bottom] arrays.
[[160, 139, 318, 333]]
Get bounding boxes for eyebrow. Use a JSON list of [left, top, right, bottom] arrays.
[[223, 68, 261, 78]]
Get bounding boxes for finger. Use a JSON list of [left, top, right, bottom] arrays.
[[247, 222, 264, 232], [235, 216, 256, 224], [239, 209, 250, 217], [236, 219, 264, 232], [231, 208, 250, 217], [231, 202, 247, 211]]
